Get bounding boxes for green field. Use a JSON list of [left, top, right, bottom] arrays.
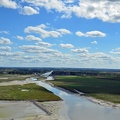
[[0, 83, 61, 101], [0, 74, 32, 82], [51, 76, 120, 103]]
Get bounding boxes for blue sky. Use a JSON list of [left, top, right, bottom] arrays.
[[0, 0, 120, 68]]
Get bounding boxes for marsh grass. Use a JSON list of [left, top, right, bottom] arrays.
[[51, 76, 120, 103], [0, 83, 61, 101]]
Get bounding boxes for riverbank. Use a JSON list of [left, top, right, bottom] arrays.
[[55, 85, 120, 109], [51, 76, 120, 104], [0, 77, 69, 120], [0, 78, 61, 101], [0, 101, 69, 120], [86, 96, 120, 109], [55, 84, 120, 109], [47, 79, 120, 110], [37, 101, 70, 120]]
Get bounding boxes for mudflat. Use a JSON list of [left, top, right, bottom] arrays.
[[0, 101, 69, 120]]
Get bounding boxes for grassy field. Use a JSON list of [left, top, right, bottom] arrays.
[[0, 83, 61, 101], [0, 74, 32, 82], [51, 76, 120, 103]]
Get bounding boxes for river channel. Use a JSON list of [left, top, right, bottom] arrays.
[[35, 80, 120, 120]]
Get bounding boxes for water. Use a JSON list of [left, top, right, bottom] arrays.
[[35, 81, 120, 120]]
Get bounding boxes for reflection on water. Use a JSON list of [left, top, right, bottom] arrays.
[[36, 81, 120, 120]]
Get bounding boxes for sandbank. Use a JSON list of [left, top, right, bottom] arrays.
[[0, 101, 70, 120]]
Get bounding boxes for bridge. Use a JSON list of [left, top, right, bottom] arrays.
[[40, 71, 53, 78]]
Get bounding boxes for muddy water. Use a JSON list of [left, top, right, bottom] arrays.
[[36, 81, 120, 120]]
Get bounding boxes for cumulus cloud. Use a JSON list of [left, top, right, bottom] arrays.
[[64, 0, 75, 4], [86, 31, 106, 37], [76, 51, 115, 68], [0, 46, 11, 51], [76, 31, 106, 37], [17, 36, 24, 40], [23, 0, 120, 23], [36, 41, 53, 47], [60, 43, 74, 49], [90, 52, 112, 59], [57, 29, 71, 34], [20, 45, 62, 56], [1, 0, 120, 22], [0, 37, 12, 44], [71, 48, 89, 53], [76, 31, 85, 37], [114, 48, 120, 51], [20, 6, 39, 15], [0, 0, 18, 9], [24, 0, 67, 12], [71, 0, 120, 23], [0, 30, 9, 34], [110, 48, 120, 55], [0, 52, 24, 56], [25, 35, 42, 41], [24, 24, 71, 38], [91, 41, 97, 44]]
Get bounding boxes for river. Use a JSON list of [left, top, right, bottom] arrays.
[[35, 80, 120, 120]]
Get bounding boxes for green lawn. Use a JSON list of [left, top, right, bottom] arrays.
[[51, 76, 120, 103], [0, 83, 61, 101]]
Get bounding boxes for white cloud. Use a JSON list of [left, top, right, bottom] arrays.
[[71, 0, 120, 23], [1, 43, 120, 68], [86, 31, 106, 37], [17, 36, 24, 40], [0, 30, 9, 34], [112, 48, 120, 52], [110, 48, 120, 55], [20, 6, 39, 15], [64, 0, 75, 4], [25, 35, 42, 41], [60, 43, 74, 49], [90, 52, 112, 59], [20, 45, 62, 55], [91, 41, 97, 44], [0, 0, 18, 9], [0, 52, 24, 56], [72, 48, 89, 53], [0, 37, 12, 44], [24, 0, 120, 23], [76, 31, 106, 37], [36, 41, 53, 47], [111, 51, 117, 54], [0, 46, 11, 51], [76, 31, 85, 37], [58, 29, 71, 34], [24, 0, 67, 12], [24, 24, 71, 38]]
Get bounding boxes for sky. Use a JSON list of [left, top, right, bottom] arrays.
[[0, 0, 120, 68]]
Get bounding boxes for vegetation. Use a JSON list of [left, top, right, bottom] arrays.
[[0, 74, 32, 82], [51, 76, 120, 103], [0, 67, 120, 103], [0, 83, 61, 101]]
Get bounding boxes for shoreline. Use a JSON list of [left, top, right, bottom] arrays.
[[0, 78, 70, 120], [0, 78, 120, 120], [0, 78, 120, 110], [45, 80, 120, 110], [0, 100, 70, 120], [86, 96, 120, 109]]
